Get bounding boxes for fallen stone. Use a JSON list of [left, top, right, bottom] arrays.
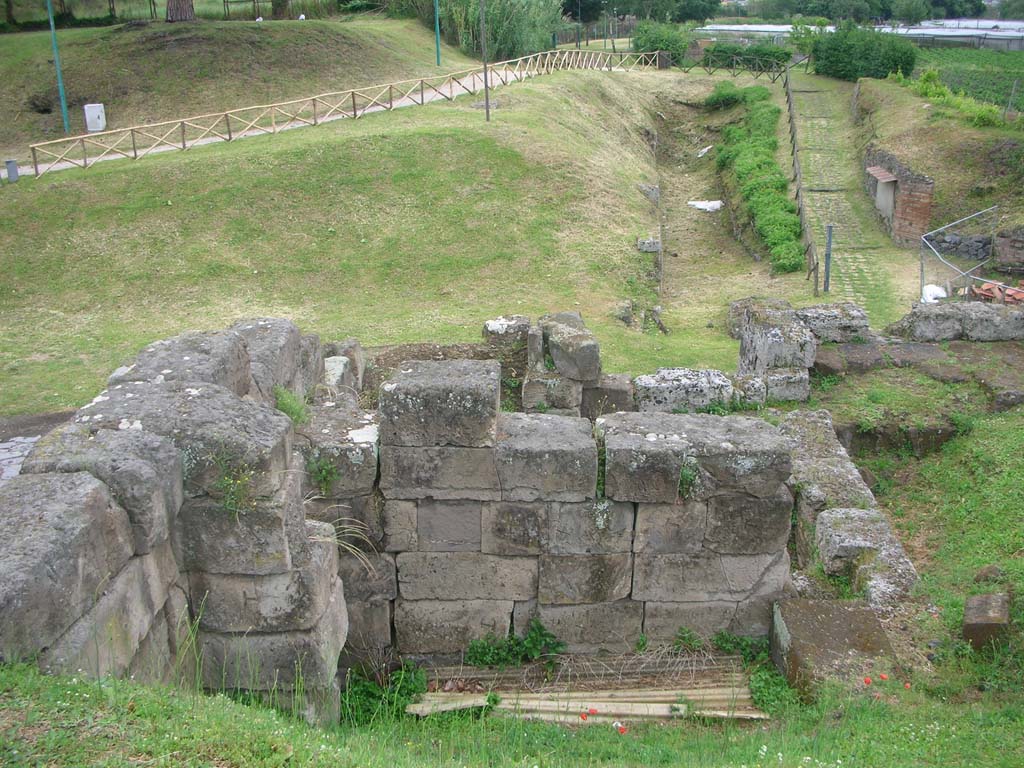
[[526, 324, 545, 371], [323, 356, 356, 397], [887, 303, 1024, 343], [521, 372, 583, 415], [230, 318, 303, 402], [396, 552, 537, 601], [394, 599, 512, 655], [642, 601, 738, 642], [962, 593, 1011, 650], [636, 237, 660, 253], [633, 501, 707, 554], [538, 554, 632, 604], [295, 406, 379, 498], [417, 499, 482, 551], [633, 368, 734, 413], [0, 472, 133, 660], [795, 303, 871, 343], [770, 599, 895, 695], [494, 413, 597, 502], [323, 338, 365, 392], [536, 601, 643, 654], [581, 374, 636, 419], [482, 315, 530, 352], [960, 303, 1024, 342], [974, 564, 1006, 584], [540, 315, 601, 382], [379, 446, 499, 501]]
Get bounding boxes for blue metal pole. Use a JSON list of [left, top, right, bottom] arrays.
[[434, 0, 441, 67], [46, 0, 70, 134]]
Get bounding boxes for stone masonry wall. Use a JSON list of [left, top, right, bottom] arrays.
[[863, 145, 935, 246]]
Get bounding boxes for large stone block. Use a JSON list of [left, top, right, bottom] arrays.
[[295, 406, 379, 498], [731, 375, 766, 408], [538, 554, 632, 604], [960, 303, 1024, 342], [22, 422, 183, 554], [482, 315, 531, 352], [481, 501, 549, 556], [547, 500, 634, 554], [703, 487, 793, 555], [337, 552, 396, 602], [521, 372, 583, 414], [296, 334, 325, 401], [344, 600, 393, 653], [383, 500, 417, 552], [416, 499, 482, 551], [305, 493, 384, 553], [633, 368, 734, 413], [396, 552, 537, 600], [632, 551, 789, 603], [795, 303, 871, 344], [962, 593, 1011, 650], [738, 316, 817, 376], [494, 413, 597, 502], [581, 374, 636, 419], [642, 601, 738, 641], [323, 339, 365, 392], [633, 501, 707, 554], [41, 540, 179, 678], [189, 522, 338, 633], [198, 578, 347, 690], [230, 318, 302, 402], [394, 599, 512, 655], [74, 381, 293, 497], [378, 359, 500, 447], [536, 601, 643, 654], [0, 473, 133, 660], [379, 446, 499, 501], [727, 297, 794, 339], [764, 368, 810, 403], [107, 329, 251, 397], [128, 608, 173, 684], [540, 314, 601, 382]]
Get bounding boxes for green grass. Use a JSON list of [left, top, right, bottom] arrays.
[[915, 47, 1024, 114]]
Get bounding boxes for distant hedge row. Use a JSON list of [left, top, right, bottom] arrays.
[[707, 82, 804, 274], [701, 42, 791, 69], [811, 23, 917, 81]]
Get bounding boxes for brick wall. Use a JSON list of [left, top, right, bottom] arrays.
[[864, 145, 935, 246]]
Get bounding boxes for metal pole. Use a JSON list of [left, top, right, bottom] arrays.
[[479, 0, 490, 122], [433, 0, 441, 67], [45, 0, 70, 134], [1004, 78, 1019, 122], [824, 224, 833, 293]]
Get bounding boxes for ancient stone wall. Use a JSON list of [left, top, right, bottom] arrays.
[[863, 145, 935, 246]]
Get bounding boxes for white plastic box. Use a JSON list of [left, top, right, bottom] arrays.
[[83, 103, 106, 133]]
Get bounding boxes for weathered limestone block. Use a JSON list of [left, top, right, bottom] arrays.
[[633, 368, 734, 413], [189, 522, 338, 633], [344, 600, 393, 653], [481, 501, 549, 556], [108, 329, 251, 397], [230, 318, 302, 402], [22, 422, 183, 554], [378, 359, 500, 447], [295, 406, 379, 498], [482, 315, 531, 352], [74, 381, 293, 497], [994, 226, 1024, 274], [324, 356, 357, 397], [536, 601, 643, 654], [494, 413, 597, 502], [727, 297, 794, 339], [795, 303, 871, 343], [540, 314, 601, 382], [0, 472, 133, 660], [198, 578, 347, 690], [538, 554, 632, 604], [547, 500, 634, 554], [633, 501, 707, 554], [962, 593, 1011, 650], [526, 324, 545, 371], [703, 487, 793, 555], [633, 551, 789, 603], [258, 678, 343, 728], [296, 334, 325, 401], [416, 499, 482, 551], [512, 599, 538, 637], [731, 375, 766, 408], [770, 599, 894, 694], [738, 316, 817, 376], [521, 372, 583, 415], [815, 508, 917, 608], [323, 338, 365, 393], [337, 552, 397, 602], [394, 599, 512, 654], [383, 500, 417, 552], [305, 493, 384, 552], [643, 601, 738, 641], [165, 583, 191, 661], [886, 302, 1024, 343], [600, 413, 793, 504], [960, 302, 1024, 342], [128, 608, 173, 684], [41, 540, 180, 677], [582, 374, 636, 419], [764, 368, 810, 402], [379, 446, 499, 500], [396, 552, 537, 600]]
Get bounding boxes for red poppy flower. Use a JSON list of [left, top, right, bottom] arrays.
[[864, 677, 872, 686], [880, 673, 889, 681], [904, 682, 911, 689], [618, 726, 628, 735], [579, 713, 588, 721], [588, 708, 599, 715]]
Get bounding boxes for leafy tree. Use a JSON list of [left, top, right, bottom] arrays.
[[931, 0, 985, 16], [892, 0, 930, 23], [828, 0, 871, 20], [5, 0, 15, 25], [1001, 0, 1024, 19], [561, 0, 604, 22], [812, 22, 917, 79], [673, 0, 722, 21]]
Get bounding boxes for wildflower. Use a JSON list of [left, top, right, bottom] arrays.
[[863, 677, 872, 686], [905, 682, 911, 689], [880, 673, 889, 681], [579, 712, 588, 721], [588, 708, 598, 715], [618, 726, 628, 735]]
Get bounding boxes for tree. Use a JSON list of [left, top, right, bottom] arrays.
[[892, 0, 929, 23], [561, 0, 604, 21], [5, 0, 15, 25], [272, 0, 289, 17], [166, 0, 195, 21], [828, 0, 871, 20], [1001, 0, 1024, 17], [672, 0, 721, 21]]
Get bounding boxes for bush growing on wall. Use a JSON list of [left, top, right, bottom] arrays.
[[707, 82, 804, 274], [631, 21, 692, 64], [811, 23, 917, 81]]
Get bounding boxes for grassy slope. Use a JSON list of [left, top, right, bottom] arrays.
[[0, 18, 477, 161]]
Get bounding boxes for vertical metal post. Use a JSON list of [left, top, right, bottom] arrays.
[[433, 0, 441, 67], [824, 224, 833, 293], [920, 243, 926, 303], [479, 0, 490, 123], [1005, 78, 1019, 122], [45, 0, 70, 134]]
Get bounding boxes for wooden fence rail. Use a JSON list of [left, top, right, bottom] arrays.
[[29, 50, 660, 177], [783, 63, 820, 296]]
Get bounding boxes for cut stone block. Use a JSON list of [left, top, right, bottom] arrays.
[[960, 303, 1024, 342], [522, 372, 583, 414], [258, 678, 342, 728], [128, 608, 173, 684], [962, 593, 1011, 650], [295, 406, 379, 498], [727, 297, 794, 339], [0, 472, 133, 660], [633, 368, 734, 413], [795, 303, 871, 344], [481, 501, 549, 556], [383, 500, 417, 552], [887, 302, 1024, 343], [526, 324, 544, 371], [417, 499, 482, 551], [738, 316, 817, 376], [296, 334, 325, 402], [538, 554, 632, 604], [305, 493, 384, 553], [396, 552, 537, 601], [731, 375, 766, 408], [41, 540, 179, 678], [22, 422, 183, 554], [394, 599, 513, 655], [536, 601, 643, 654], [323, 339, 365, 392], [643, 601, 738, 642], [74, 381, 293, 497], [771, 599, 894, 694], [540, 315, 601, 382], [379, 446, 499, 501], [582, 374, 636, 419], [513, 599, 538, 638], [633, 551, 789, 603], [337, 552, 396, 602], [198, 578, 347, 690], [703, 487, 793, 555], [765, 368, 810, 402], [107, 329, 251, 397], [547, 500, 634, 554], [482, 315, 531, 351], [378, 359, 500, 447], [494, 413, 597, 502], [323, 356, 356, 396], [633, 501, 707, 554], [231, 318, 302, 402], [189, 523, 339, 633], [344, 600, 393, 653]]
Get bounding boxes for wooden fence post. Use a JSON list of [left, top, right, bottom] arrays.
[[181, 122, 186, 149], [81, 138, 87, 168], [131, 128, 138, 159], [352, 91, 358, 118], [312, 100, 318, 125], [31, 147, 39, 177], [225, 113, 232, 140]]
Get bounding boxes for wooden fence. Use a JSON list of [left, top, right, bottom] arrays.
[[28, 50, 660, 178], [783, 64, 820, 296]]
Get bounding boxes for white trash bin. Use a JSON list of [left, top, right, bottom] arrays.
[[84, 103, 107, 132]]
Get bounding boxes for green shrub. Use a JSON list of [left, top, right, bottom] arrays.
[[273, 385, 309, 425], [702, 42, 791, 69], [465, 619, 566, 671], [340, 661, 427, 725], [632, 21, 691, 65], [811, 23, 917, 82], [711, 631, 769, 665], [673, 626, 704, 652]]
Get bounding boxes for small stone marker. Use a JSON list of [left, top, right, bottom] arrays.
[[962, 593, 1010, 650]]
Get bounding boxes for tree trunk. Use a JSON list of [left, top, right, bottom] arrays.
[[166, 0, 195, 22], [5, 0, 15, 26], [271, 0, 288, 19]]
